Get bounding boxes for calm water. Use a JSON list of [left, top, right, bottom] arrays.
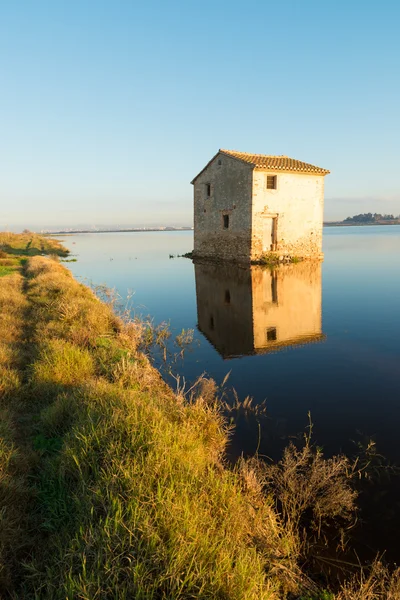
[[62, 227, 400, 558]]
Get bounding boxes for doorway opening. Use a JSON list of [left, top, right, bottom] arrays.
[[262, 216, 278, 251]]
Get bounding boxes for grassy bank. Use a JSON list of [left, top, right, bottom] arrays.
[[0, 234, 399, 599], [26, 256, 301, 599], [0, 232, 69, 276]]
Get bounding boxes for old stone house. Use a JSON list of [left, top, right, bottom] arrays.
[[191, 149, 330, 262]]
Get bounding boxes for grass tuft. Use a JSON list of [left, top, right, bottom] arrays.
[[0, 265, 15, 277], [32, 340, 95, 386]]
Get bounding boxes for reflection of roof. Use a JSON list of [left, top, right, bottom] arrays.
[[220, 150, 330, 175], [198, 326, 326, 360]]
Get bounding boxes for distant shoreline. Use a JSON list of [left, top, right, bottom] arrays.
[[45, 223, 400, 235], [45, 227, 193, 235]]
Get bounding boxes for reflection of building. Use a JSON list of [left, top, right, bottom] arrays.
[[191, 149, 330, 263], [195, 261, 324, 359]]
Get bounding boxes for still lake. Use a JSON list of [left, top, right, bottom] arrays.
[[62, 226, 400, 557]]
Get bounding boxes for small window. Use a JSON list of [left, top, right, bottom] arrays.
[[218, 159, 222, 165], [223, 214, 229, 229], [224, 289, 231, 304], [206, 183, 211, 197], [209, 315, 214, 330], [266, 327, 277, 342], [267, 175, 277, 190]]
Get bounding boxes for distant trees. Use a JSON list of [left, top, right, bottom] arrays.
[[344, 213, 397, 223]]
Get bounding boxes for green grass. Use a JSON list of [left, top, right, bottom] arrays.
[[32, 339, 95, 386], [0, 265, 15, 276], [28, 381, 287, 598]]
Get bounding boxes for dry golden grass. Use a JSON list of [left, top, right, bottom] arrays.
[[0, 272, 32, 591], [261, 438, 357, 553], [0, 274, 26, 396], [333, 561, 400, 599], [32, 339, 95, 386], [26, 257, 121, 349]]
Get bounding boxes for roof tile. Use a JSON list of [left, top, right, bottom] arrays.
[[220, 149, 330, 175]]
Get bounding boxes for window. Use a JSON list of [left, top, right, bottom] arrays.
[[266, 327, 277, 342], [266, 175, 277, 190], [223, 214, 229, 229], [218, 159, 222, 165], [209, 315, 214, 330], [206, 183, 211, 197], [224, 289, 231, 304]]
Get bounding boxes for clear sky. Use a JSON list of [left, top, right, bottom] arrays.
[[1, 0, 399, 230]]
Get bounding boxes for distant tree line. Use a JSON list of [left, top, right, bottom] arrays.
[[344, 212, 399, 223]]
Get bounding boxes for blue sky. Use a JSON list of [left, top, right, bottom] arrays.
[[1, 0, 399, 229]]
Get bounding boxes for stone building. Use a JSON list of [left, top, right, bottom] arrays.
[[191, 149, 330, 262], [195, 261, 324, 359]]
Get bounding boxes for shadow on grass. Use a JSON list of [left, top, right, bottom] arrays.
[[1, 245, 69, 258]]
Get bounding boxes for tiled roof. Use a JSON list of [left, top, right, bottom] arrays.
[[220, 149, 330, 175]]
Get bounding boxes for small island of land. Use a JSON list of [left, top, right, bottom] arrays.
[[325, 212, 400, 226]]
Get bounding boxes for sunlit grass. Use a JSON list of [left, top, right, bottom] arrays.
[[32, 340, 95, 386], [0, 271, 31, 591], [0, 231, 69, 259]]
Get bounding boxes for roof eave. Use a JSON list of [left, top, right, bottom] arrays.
[[218, 149, 256, 168], [253, 167, 330, 176], [191, 150, 330, 183]]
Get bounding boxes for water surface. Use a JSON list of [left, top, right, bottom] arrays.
[[62, 226, 400, 558]]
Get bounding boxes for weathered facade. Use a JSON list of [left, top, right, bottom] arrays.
[[195, 261, 324, 359], [191, 149, 330, 262]]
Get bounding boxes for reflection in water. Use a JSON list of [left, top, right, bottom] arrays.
[[195, 261, 324, 358]]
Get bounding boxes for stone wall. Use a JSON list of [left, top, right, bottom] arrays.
[[192, 154, 253, 262], [251, 171, 325, 260]]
